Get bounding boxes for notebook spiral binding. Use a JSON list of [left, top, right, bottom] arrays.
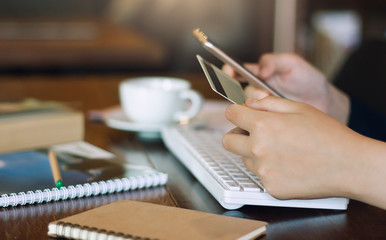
[[1, 187, 167, 221], [55, 221, 157, 240], [0, 173, 168, 208]]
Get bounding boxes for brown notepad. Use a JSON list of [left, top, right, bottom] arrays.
[[48, 200, 267, 240]]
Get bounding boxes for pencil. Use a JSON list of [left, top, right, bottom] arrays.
[[48, 150, 64, 188]]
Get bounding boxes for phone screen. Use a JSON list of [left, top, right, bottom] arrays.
[[197, 55, 247, 105]]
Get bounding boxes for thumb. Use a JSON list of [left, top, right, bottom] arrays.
[[245, 96, 301, 113]]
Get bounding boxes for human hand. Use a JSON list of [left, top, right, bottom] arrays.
[[222, 53, 349, 124], [222, 96, 365, 200]]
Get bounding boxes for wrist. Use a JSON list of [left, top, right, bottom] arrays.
[[348, 138, 386, 208], [328, 131, 367, 200], [333, 133, 386, 209], [326, 84, 350, 125]]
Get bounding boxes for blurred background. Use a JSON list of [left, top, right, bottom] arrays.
[[0, 0, 385, 113]]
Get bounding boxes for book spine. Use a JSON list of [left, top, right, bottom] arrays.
[[0, 173, 168, 208]]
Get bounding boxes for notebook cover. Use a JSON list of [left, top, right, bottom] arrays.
[[0, 149, 167, 207], [48, 200, 267, 240]]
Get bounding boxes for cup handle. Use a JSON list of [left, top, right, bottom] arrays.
[[174, 90, 203, 122]]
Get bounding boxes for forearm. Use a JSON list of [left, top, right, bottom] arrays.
[[345, 137, 386, 209]]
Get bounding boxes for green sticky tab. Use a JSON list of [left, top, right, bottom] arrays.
[[55, 180, 64, 189]]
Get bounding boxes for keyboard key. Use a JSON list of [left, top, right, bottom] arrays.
[[224, 181, 241, 190], [241, 184, 262, 192]]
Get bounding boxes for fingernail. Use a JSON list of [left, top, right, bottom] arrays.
[[245, 99, 258, 105]]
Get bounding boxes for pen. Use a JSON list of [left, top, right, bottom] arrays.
[[48, 150, 64, 188]]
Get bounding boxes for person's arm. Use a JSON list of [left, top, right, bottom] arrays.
[[222, 96, 386, 209]]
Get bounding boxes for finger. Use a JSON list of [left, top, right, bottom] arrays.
[[222, 127, 251, 157], [244, 63, 259, 76], [245, 96, 302, 113], [225, 104, 267, 133], [222, 64, 237, 77], [242, 157, 255, 172], [244, 85, 270, 100], [258, 54, 278, 79], [222, 64, 248, 82]]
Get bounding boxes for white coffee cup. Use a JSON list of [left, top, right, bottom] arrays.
[[119, 77, 203, 125]]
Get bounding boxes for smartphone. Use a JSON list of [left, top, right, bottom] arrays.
[[197, 55, 247, 105], [193, 28, 285, 98]]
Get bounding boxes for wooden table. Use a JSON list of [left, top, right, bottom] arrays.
[[0, 73, 385, 240]]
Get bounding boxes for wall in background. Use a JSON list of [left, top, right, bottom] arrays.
[[0, 0, 275, 72], [106, 0, 276, 71], [0, 0, 384, 75]]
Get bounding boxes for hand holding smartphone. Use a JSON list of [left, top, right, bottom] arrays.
[[193, 28, 285, 100]]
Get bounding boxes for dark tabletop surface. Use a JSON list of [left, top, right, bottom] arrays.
[[0, 73, 385, 240]]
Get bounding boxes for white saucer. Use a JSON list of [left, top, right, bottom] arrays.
[[104, 108, 168, 139], [104, 100, 232, 139]]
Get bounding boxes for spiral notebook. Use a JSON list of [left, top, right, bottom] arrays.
[[0, 149, 168, 207], [48, 200, 267, 240]]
